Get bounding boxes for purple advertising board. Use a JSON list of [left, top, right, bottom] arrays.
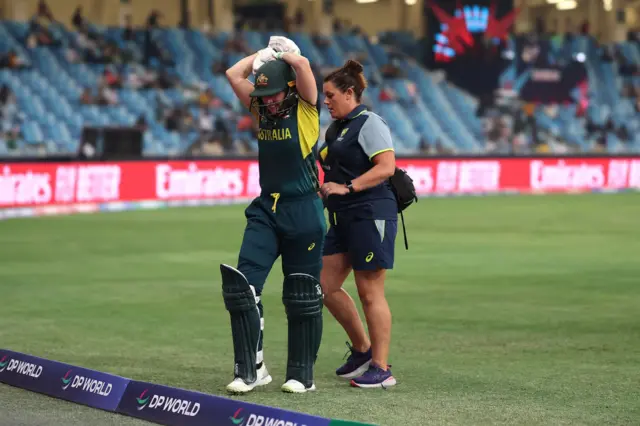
[[117, 380, 332, 426], [0, 349, 361, 426], [0, 348, 129, 411]]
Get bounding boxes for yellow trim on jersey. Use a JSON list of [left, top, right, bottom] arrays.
[[353, 110, 367, 119], [368, 148, 395, 161], [296, 97, 320, 158], [319, 146, 328, 161]]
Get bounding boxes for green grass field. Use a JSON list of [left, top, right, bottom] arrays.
[[1, 193, 640, 426]]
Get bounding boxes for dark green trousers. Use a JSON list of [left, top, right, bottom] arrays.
[[236, 193, 326, 295]]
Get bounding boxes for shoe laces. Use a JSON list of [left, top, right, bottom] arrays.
[[342, 341, 355, 361]]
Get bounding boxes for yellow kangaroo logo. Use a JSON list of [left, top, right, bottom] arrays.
[[308, 242, 316, 251], [365, 252, 374, 263]]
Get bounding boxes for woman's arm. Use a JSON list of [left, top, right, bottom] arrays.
[[352, 114, 395, 191], [350, 151, 395, 191], [320, 151, 395, 198], [276, 52, 317, 106], [225, 52, 259, 109]]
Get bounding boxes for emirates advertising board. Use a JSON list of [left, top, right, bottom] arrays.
[[0, 157, 639, 218]]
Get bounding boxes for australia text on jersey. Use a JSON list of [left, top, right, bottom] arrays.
[[258, 128, 292, 141]]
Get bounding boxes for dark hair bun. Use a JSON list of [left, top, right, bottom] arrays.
[[323, 59, 368, 102], [343, 60, 364, 76]]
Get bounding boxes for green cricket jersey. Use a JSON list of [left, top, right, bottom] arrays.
[[251, 98, 320, 199]]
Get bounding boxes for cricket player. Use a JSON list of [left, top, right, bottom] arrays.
[[221, 37, 325, 394]]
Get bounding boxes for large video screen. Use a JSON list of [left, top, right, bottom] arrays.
[[425, 0, 516, 63], [424, 0, 516, 96]]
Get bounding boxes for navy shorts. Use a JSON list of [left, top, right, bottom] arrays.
[[323, 213, 397, 271]]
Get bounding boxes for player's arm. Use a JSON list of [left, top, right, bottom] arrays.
[[350, 116, 396, 192], [225, 52, 259, 110], [276, 52, 317, 106], [294, 56, 320, 160]]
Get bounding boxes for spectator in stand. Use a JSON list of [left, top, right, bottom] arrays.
[[224, 36, 251, 56], [147, 10, 162, 29], [120, 16, 142, 62], [0, 85, 11, 107], [135, 115, 148, 132], [212, 59, 226, 75], [380, 62, 404, 79], [179, 106, 195, 133], [0, 51, 28, 69], [331, 18, 341, 32], [27, 1, 58, 48], [418, 137, 430, 154], [379, 86, 395, 102], [72, 6, 86, 32], [190, 139, 224, 156], [594, 132, 607, 152], [293, 8, 305, 32], [186, 108, 231, 157], [102, 41, 123, 64], [214, 114, 234, 152], [204, 140, 225, 155], [197, 88, 223, 109], [164, 107, 180, 131], [198, 89, 213, 108], [2, 126, 21, 151], [143, 10, 174, 66], [237, 113, 253, 134], [73, 28, 105, 63], [97, 82, 118, 105], [434, 139, 454, 155], [198, 106, 214, 140], [164, 105, 191, 133], [616, 124, 630, 143], [154, 92, 171, 122], [123, 15, 135, 42], [634, 91, 640, 113], [1, 85, 21, 133], [406, 82, 418, 103], [36, 0, 54, 21], [201, 19, 213, 35], [1, 83, 22, 151], [126, 64, 157, 89], [154, 68, 178, 89], [80, 88, 95, 105], [103, 67, 123, 88], [312, 32, 331, 48], [69, 7, 127, 64], [282, 15, 292, 33]]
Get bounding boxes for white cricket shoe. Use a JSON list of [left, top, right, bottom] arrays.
[[281, 379, 316, 393], [226, 364, 272, 394]]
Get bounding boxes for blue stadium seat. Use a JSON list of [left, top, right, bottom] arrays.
[[22, 122, 44, 144]]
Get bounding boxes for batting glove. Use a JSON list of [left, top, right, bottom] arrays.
[[252, 47, 277, 74], [268, 36, 301, 56]]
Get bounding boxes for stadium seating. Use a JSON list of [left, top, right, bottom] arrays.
[[1, 19, 640, 157]]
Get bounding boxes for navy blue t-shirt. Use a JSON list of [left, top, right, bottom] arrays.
[[317, 105, 398, 220]]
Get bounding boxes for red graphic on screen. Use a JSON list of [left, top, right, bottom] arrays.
[[484, 1, 519, 41], [430, 0, 520, 62], [429, 0, 474, 54]]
